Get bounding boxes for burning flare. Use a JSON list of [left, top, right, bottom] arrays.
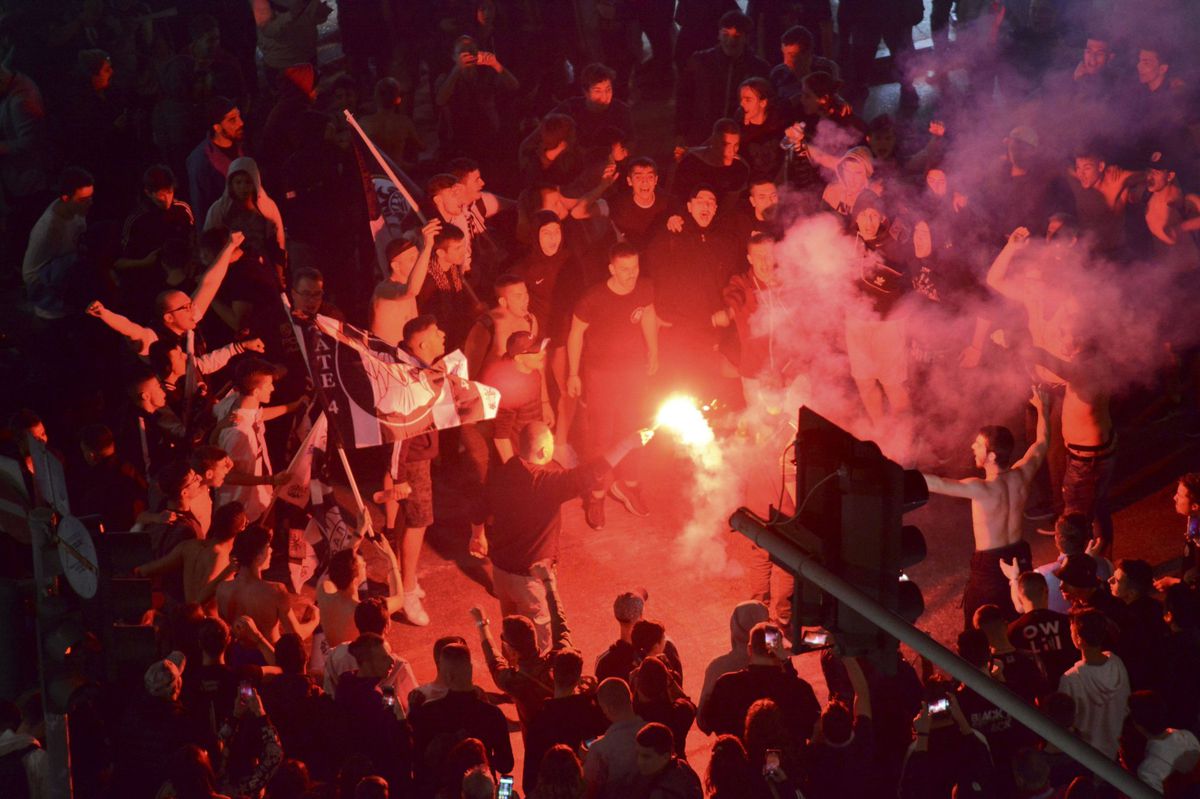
[[654, 395, 715, 448]]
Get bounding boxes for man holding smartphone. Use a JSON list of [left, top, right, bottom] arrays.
[[698, 622, 820, 739]]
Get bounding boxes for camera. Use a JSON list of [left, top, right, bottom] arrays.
[[765, 629, 781, 648]]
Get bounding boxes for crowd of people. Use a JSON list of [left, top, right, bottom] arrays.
[[4, 0, 1200, 797]]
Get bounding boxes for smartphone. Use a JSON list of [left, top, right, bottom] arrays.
[[764, 629, 781, 648], [497, 775, 514, 799], [382, 686, 396, 708], [765, 749, 781, 773], [929, 696, 951, 715], [238, 681, 253, 700], [802, 630, 828, 646]]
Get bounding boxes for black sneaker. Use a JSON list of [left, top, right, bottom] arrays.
[[585, 495, 606, 530], [610, 481, 650, 517]]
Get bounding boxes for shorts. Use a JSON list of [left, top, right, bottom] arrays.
[[963, 540, 1032, 626], [845, 316, 908, 385], [396, 459, 433, 528]]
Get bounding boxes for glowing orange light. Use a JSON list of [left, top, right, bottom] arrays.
[[654, 395, 715, 448]]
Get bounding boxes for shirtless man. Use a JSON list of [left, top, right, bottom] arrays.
[[462, 273, 537, 378], [316, 546, 405, 648], [1033, 325, 1116, 555], [216, 525, 319, 642], [922, 387, 1050, 627], [987, 225, 1076, 520], [371, 219, 439, 347], [136, 501, 248, 612]]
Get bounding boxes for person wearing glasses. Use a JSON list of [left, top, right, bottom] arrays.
[[88, 229, 266, 401]]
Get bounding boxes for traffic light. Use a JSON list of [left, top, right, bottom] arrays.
[[778, 408, 928, 672]]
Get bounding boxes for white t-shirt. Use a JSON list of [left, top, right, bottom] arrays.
[[22, 200, 85, 286], [1139, 728, 1200, 792]]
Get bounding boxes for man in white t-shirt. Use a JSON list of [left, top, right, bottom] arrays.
[[1129, 689, 1200, 792], [23, 167, 93, 319], [1058, 609, 1129, 760]]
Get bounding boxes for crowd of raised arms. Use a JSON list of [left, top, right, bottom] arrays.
[[3, 0, 1200, 797]]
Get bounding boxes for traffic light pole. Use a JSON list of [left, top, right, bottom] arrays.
[[729, 508, 1160, 799], [30, 508, 74, 799]]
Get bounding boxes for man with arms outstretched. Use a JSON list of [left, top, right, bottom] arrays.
[[922, 387, 1050, 627]]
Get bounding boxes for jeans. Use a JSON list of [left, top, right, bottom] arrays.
[[1025, 387, 1066, 515], [493, 565, 551, 652], [749, 544, 795, 624], [1062, 451, 1117, 550]]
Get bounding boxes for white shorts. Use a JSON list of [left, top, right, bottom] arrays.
[[845, 316, 908, 385]]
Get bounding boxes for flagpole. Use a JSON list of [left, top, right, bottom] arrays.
[[343, 110, 427, 225], [279, 293, 373, 532]]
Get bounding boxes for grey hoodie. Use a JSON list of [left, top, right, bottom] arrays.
[[697, 601, 770, 730]]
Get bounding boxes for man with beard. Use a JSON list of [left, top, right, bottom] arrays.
[[922, 387, 1051, 627], [645, 184, 740, 406], [675, 11, 770, 147], [186, 97, 246, 228]]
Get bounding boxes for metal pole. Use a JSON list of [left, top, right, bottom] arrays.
[[29, 508, 73, 799], [729, 508, 1161, 799]]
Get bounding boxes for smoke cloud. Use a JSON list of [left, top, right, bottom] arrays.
[[666, 1, 1200, 566]]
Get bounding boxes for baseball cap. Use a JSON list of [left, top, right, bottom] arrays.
[[1145, 149, 1177, 172], [1054, 554, 1100, 589], [144, 650, 186, 698], [613, 588, 649, 623], [1007, 126, 1040, 148]]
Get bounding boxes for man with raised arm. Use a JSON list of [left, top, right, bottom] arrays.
[[922, 387, 1051, 628]]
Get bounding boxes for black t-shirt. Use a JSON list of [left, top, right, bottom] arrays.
[[1008, 608, 1079, 689], [609, 191, 671, 251], [990, 649, 1048, 703], [804, 714, 876, 799], [574, 277, 654, 371]]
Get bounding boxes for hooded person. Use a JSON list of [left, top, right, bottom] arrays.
[[822, 146, 876, 226], [1057, 609, 1130, 760], [204, 157, 286, 258], [696, 600, 770, 728], [512, 210, 581, 351]]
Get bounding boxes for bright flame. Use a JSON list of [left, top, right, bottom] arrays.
[[655, 395, 715, 448]]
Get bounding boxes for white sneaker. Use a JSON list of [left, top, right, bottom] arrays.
[[403, 591, 430, 626]]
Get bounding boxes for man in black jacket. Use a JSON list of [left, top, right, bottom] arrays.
[[644, 184, 741, 406], [409, 642, 514, 794], [484, 421, 646, 648], [698, 622, 820, 740], [675, 11, 770, 146], [335, 633, 414, 795]]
